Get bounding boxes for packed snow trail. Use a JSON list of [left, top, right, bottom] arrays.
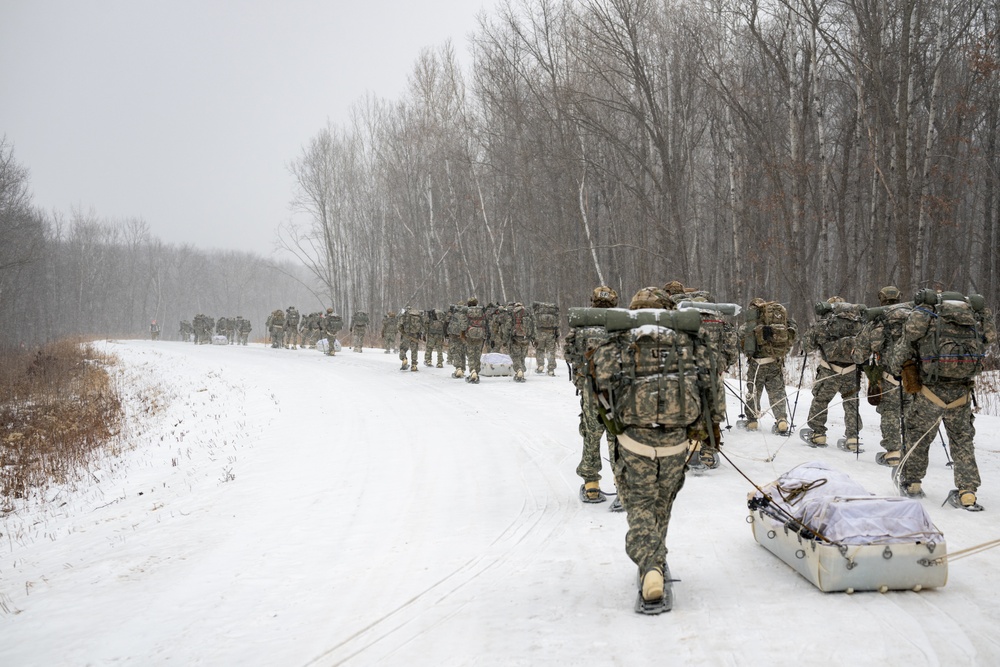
[[1, 340, 999, 666]]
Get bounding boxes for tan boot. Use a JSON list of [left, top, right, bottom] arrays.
[[642, 568, 664, 602], [776, 419, 789, 434]]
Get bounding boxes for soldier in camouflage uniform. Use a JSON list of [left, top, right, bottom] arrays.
[[237, 316, 252, 345], [268, 309, 285, 348], [464, 298, 488, 383], [507, 302, 534, 382], [350, 311, 369, 352], [687, 293, 739, 469], [180, 320, 193, 342], [397, 306, 423, 371], [447, 303, 469, 378], [855, 286, 912, 466], [739, 299, 796, 433], [322, 308, 343, 355], [424, 308, 446, 367], [283, 307, 301, 349], [532, 302, 561, 375], [381, 311, 398, 354], [586, 286, 722, 610], [804, 297, 864, 449], [564, 286, 618, 502], [891, 292, 996, 508]]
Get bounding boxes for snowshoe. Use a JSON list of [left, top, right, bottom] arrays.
[[944, 489, 984, 512], [875, 451, 900, 468], [700, 450, 721, 470], [608, 496, 624, 513], [837, 438, 864, 454], [410, 364, 419, 372], [400, 362, 409, 371], [634, 565, 673, 615], [800, 428, 827, 447], [900, 481, 926, 499], [771, 419, 791, 436], [465, 371, 480, 384], [580, 482, 607, 504], [735, 418, 748, 430]]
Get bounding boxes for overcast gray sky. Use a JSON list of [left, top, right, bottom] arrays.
[[1, 0, 486, 256]]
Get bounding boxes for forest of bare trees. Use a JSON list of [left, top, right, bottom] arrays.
[[4, 0, 1000, 344], [283, 0, 1000, 327], [0, 139, 321, 346]]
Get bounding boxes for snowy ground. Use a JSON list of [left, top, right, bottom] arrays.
[[2, 339, 999, 666]]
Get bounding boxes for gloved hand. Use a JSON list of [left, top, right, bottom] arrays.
[[761, 325, 774, 342], [901, 360, 922, 395]]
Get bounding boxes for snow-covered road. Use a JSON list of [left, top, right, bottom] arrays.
[[2, 340, 999, 666]]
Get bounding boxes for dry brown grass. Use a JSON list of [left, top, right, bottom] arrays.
[[0, 339, 123, 507]]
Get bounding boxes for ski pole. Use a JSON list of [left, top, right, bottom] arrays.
[[937, 424, 953, 467], [737, 353, 745, 420], [787, 348, 809, 430]]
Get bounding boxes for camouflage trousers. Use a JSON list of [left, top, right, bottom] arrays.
[[465, 337, 485, 374], [900, 382, 980, 492], [613, 426, 689, 574], [325, 333, 338, 356], [284, 327, 299, 349], [399, 333, 420, 366], [744, 357, 788, 422], [270, 325, 285, 348], [576, 380, 616, 483], [534, 331, 558, 373], [424, 334, 445, 365], [352, 327, 366, 352], [383, 333, 397, 353], [806, 364, 861, 438], [237, 332, 249, 346], [874, 372, 912, 453], [509, 338, 531, 373], [449, 336, 466, 371]]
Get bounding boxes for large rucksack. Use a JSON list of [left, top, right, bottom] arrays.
[[812, 302, 865, 364], [427, 309, 446, 335], [286, 308, 300, 327], [907, 299, 987, 382], [511, 304, 531, 339], [447, 306, 468, 336], [324, 313, 343, 333], [533, 302, 559, 331], [749, 301, 793, 357], [589, 314, 707, 431], [400, 308, 423, 335], [466, 305, 487, 340], [271, 310, 285, 326]]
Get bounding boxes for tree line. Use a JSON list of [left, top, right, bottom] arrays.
[[283, 0, 1000, 327], [1, 138, 322, 347]]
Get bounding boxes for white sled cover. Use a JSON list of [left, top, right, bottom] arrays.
[[479, 353, 513, 377], [749, 461, 947, 592], [211, 335, 229, 345]]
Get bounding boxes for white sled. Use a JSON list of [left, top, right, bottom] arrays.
[[748, 461, 947, 593], [479, 352, 513, 377], [212, 335, 229, 345], [316, 339, 342, 354]]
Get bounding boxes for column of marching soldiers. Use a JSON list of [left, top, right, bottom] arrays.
[[172, 280, 995, 614]]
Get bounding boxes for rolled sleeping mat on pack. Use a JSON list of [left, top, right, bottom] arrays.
[[566, 307, 702, 333], [675, 301, 741, 317], [912, 289, 985, 311], [814, 301, 866, 317]]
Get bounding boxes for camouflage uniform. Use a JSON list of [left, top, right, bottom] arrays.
[[564, 286, 617, 490], [284, 307, 301, 349], [179, 320, 193, 342], [322, 308, 343, 355], [350, 312, 368, 352], [533, 302, 560, 375], [587, 287, 721, 601], [150, 320, 160, 340], [855, 287, 913, 460], [739, 300, 796, 428], [690, 296, 738, 466], [508, 303, 534, 379], [237, 316, 252, 346], [381, 312, 398, 353], [268, 310, 285, 348], [446, 305, 468, 378], [893, 300, 997, 498], [464, 298, 488, 380], [805, 298, 864, 444], [397, 306, 423, 370], [424, 309, 446, 367]]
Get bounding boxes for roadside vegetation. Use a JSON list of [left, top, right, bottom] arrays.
[[0, 340, 123, 509]]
